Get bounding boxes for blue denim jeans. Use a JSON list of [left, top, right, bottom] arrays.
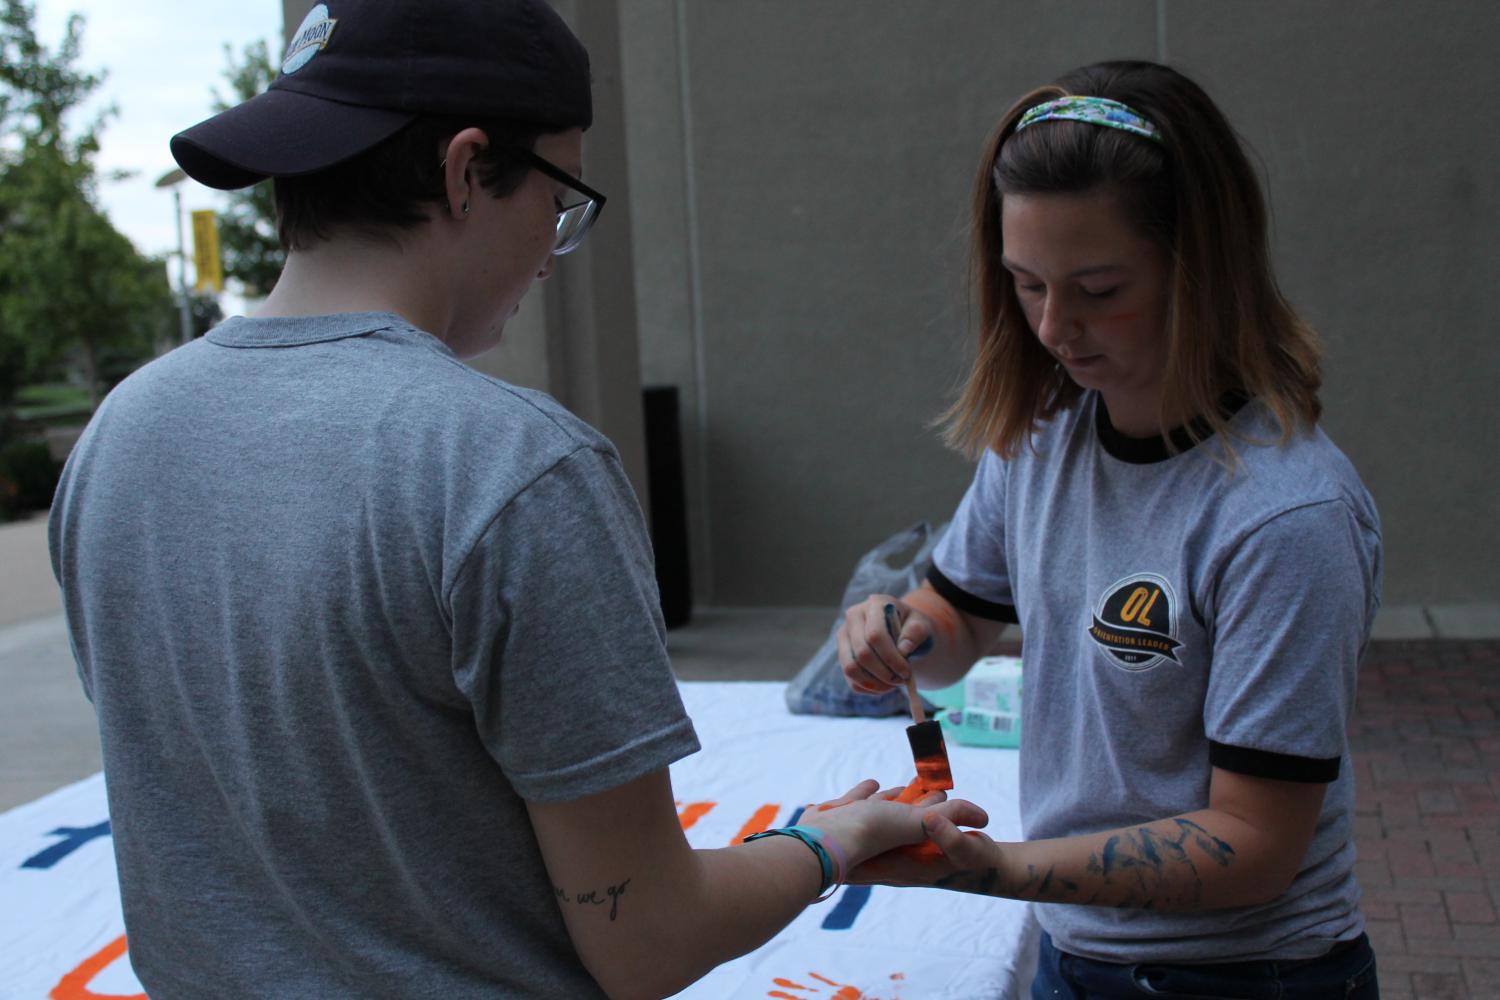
[[1032, 931, 1379, 999]]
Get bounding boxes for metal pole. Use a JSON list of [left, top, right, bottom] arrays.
[[175, 187, 193, 344]]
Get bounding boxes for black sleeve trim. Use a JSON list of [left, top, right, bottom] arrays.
[[925, 566, 1019, 624], [1209, 741, 1341, 783]]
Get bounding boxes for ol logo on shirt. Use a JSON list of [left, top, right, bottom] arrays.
[[1087, 573, 1184, 671]]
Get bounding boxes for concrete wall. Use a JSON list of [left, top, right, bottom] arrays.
[[277, 1, 1497, 609], [620, 1, 1499, 607], [1164, 1, 1500, 607]]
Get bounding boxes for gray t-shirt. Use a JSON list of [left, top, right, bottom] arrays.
[[49, 312, 700, 998], [931, 392, 1381, 963]]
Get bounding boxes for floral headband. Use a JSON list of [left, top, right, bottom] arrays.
[[1015, 96, 1163, 144]]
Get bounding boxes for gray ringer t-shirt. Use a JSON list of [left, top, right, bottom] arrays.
[[931, 392, 1381, 963], [50, 313, 700, 998]]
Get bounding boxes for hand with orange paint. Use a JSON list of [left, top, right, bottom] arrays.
[[837, 593, 932, 694], [528, 768, 989, 999], [838, 583, 1010, 696], [792, 778, 991, 881], [847, 812, 1000, 889]]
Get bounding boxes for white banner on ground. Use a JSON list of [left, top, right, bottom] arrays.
[[1, 682, 1035, 999]]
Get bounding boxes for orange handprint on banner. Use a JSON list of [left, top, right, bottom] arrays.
[[766, 968, 905, 1000]]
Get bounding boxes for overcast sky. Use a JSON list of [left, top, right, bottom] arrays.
[[33, 2, 282, 292]]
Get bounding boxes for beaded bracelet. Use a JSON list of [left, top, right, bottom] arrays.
[[744, 825, 846, 902]]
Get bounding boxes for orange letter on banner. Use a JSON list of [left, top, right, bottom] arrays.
[[730, 804, 781, 845], [676, 801, 717, 830], [51, 935, 146, 1000]]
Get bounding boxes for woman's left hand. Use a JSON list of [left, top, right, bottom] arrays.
[[847, 810, 1004, 888]]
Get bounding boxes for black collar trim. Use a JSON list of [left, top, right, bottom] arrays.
[[1094, 392, 1250, 465]]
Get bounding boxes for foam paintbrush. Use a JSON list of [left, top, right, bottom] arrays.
[[883, 603, 952, 802]]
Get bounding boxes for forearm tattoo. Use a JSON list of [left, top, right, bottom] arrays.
[[936, 819, 1235, 910], [553, 877, 632, 921]]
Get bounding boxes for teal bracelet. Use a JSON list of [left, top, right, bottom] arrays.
[[744, 825, 841, 902]]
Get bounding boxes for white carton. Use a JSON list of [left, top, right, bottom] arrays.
[[937, 655, 1023, 748]]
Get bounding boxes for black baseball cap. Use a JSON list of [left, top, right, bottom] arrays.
[[171, 0, 592, 191]]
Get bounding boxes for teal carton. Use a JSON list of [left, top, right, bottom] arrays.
[[921, 656, 1022, 748]]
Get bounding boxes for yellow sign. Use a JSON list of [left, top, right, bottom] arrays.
[[190, 210, 224, 293]]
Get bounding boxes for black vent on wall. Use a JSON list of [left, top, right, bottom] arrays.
[[643, 386, 692, 628]]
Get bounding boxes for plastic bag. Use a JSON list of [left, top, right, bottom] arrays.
[[784, 520, 948, 717]]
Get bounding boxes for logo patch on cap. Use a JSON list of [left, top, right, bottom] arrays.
[[282, 3, 337, 75], [1087, 573, 1184, 671]]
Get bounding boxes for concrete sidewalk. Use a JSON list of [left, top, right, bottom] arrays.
[[0, 513, 62, 628]]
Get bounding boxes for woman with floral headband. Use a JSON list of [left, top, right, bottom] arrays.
[[838, 61, 1381, 998]]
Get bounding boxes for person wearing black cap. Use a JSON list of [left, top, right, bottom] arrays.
[[48, 2, 985, 997]]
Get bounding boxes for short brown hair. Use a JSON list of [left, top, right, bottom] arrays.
[[942, 60, 1321, 460], [274, 117, 543, 251]]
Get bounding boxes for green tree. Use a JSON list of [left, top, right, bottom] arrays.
[[211, 38, 283, 296], [0, 0, 174, 411]]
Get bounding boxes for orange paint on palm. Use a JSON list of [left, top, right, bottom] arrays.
[[676, 801, 716, 830], [731, 803, 781, 844], [51, 935, 146, 1000]]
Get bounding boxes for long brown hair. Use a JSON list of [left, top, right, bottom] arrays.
[[941, 60, 1322, 460]]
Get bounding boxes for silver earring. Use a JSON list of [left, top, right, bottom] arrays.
[[461, 200, 470, 215]]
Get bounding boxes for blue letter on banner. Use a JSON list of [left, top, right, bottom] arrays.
[[21, 821, 112, 870]]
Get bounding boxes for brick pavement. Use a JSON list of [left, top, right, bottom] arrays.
[[1352, 640, 1500, 999]]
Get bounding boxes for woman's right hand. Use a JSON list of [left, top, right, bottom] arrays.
[[836, 595, 935, 695]]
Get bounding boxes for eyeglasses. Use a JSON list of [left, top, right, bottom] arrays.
[[520, 150, 606, 255]]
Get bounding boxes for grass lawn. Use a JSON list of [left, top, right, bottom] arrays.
[[12, 384, 93, 424]]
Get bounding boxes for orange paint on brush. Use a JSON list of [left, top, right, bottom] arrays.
[[676, 801, 716, 830], [51, 935, 147, 1000], [731, 803, 781, 845], [914, 754, 953, 790], [893, 760, 951, 804]]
